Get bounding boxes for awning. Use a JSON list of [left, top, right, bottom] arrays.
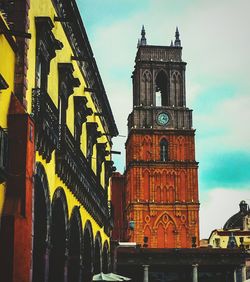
[[92, 272, 131, 281]]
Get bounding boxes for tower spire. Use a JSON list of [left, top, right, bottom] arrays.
[[138, 25, 147, 47], [174, 26, 181, 47]]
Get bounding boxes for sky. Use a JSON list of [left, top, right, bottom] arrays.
[[76, 0, 250, 239]]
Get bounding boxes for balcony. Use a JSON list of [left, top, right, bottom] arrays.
[[56, 125, 110, 227], [32, 88, 59, 161], [32, 88, 111, 229], [0, 127, 8, 183]]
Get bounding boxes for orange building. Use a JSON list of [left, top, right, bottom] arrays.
[[112, 27, 199, 248]]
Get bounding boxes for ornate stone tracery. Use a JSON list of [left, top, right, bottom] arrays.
[[124, 28, 199, 247]]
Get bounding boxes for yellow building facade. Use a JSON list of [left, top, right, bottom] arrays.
[[209, 228, 250, 249], [0, 0, 118, 281]]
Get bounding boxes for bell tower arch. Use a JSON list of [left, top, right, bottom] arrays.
[[125, 26, 199, 248]]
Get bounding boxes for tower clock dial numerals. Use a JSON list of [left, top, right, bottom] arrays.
[[157, 112, 169, 126]]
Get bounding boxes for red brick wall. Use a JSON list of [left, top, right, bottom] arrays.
[[6, 0, 30, 107], [124, 131, 199, 248], [111, 173, 126, 241], [0, 114, 35, 282]]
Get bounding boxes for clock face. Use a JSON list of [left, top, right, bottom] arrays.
[[157, 112, 169, 126]]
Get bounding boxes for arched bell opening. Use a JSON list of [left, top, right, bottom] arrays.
[[155, 71, 169, 106]]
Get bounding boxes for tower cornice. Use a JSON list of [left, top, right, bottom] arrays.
[[136, 45, 183, 63], [124, 160, 199, 175], [125, 128, 196, 147]]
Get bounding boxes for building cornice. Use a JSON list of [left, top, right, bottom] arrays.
[[51, 0, 118, 138]]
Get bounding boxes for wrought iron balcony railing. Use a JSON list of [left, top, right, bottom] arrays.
[[32, 88, 59, 161], [56, 125, 110, 227]]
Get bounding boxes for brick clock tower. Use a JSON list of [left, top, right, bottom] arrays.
[[124, 27, 199, 248]]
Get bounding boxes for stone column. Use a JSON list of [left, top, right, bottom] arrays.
[[143, 265, 149, 282], [113, 246, 118, 273], [233, 268, 237, 282], [241, 264, 246, 282], [192, 264, 198, 282]]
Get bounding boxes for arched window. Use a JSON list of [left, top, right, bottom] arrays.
[[172, 72, 183, 107], [142, 71, 152, 106], [155, 71, 169, 106], [160, 139, 168, 161]]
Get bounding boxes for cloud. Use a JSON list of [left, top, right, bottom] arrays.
[[77, 0, 150, 33], [200, 188, 250, 239], [196, 93, 250, 155], [199, 151, 250, 190], [84, 0, 250, 165], [181, 0, 250, 83], [78, 0, 250, 238]]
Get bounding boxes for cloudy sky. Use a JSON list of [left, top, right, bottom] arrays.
[[76, 0, 250, 239]]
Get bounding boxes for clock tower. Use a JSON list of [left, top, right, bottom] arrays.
[[124, 27, 199, 248]]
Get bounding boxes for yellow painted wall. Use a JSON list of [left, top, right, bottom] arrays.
[[0, 13, 15, 128], [25, 0, 113, 247], [209, 229, 250, 249], [0, 183, 6, 225], [26, 0, 111, 164], [36, 154, 110, 244]]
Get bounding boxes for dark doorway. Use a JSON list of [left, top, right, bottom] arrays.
[[82, 221, 93, 282], [49, 191, 67, 282], [32, 172, 48, 282], [68, 208, 82, 282], [102, 241, 109, 274], [94, 233, 102, 274]]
